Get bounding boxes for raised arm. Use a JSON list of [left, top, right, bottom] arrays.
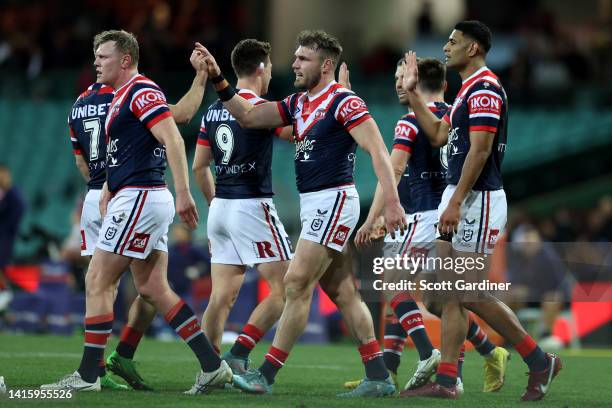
[[150, 117, 199, 229], [195, 42, 287, 129], [168, 48, 208, 124], [402, 52, 450, 147], [349, 118, 407, 237]]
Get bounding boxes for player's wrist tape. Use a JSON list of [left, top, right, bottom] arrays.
[[217, 84, 236, 101], [211, 74, 225, 84]]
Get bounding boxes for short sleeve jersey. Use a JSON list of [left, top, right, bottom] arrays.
[[68, 83, 114, 190], [276, 81, 372, 193], [392, 102, 449, 213], [442, 67, 508, 191], [197, 89, 281, 199], [104, 74, 172, 192]]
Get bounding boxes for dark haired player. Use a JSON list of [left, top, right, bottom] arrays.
[[192, 39, 293, 375], [197, 30, 406, 397], [399, 21, 561, 401]]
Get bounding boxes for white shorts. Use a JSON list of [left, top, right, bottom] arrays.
[[208, 197, 293, 265], [438, 185, 506, 255], [383, 209, 437, 259], [80, 189, 103, 256], [299, 185, 360, 252], [96, 187, 174, 259]]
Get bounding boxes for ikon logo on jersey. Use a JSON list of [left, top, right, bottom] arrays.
[[337, 97, 368, 123], [254, 241, 276, 258], [469, 91, 502, 115], [394, 121, 417, 141], [331, 225, 351, 246], [127, 232, 150, 253], [131, 89, 167, 118]]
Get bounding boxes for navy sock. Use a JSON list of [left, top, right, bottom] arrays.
[[383, 322, 406, 374], [391, 294, 433, 360]]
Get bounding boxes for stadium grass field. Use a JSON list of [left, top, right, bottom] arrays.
[[0, 334, 610, 407]]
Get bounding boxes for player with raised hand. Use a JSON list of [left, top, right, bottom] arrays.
[[42, 30, 231, 394], [196, 30, 406, 397], [398, 21, 561, 401], [67, 44, 210, 391], [346, 56, 510, 394]]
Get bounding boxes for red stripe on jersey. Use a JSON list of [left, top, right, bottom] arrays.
[[197, 139, 210, 146], [324, 191, 347, 245], [69, 127, 75, 137], [98, 85, 114, 94], [262, 203, 284, 261], [443, 114, 451, 124], [73, 149, 82, 155], [345, 113, 371, 132], [393, 144, 412, 153], [119, 191, 148, 254], [145, 110, 172, 129], [469, 125, 498, 133]]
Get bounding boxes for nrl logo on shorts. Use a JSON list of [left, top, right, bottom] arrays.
[[462, 228, 474, 242], [311, 218, 323, 231], [105, 226, 118, 240]]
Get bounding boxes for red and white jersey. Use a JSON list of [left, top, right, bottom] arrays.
[[104, 74, 172, 192], [277, 81, 372, 193]]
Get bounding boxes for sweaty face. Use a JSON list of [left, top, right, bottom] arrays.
[[292, 46, 322, 91], [94, 41, 124, 86], [443, 30, 471, 69], [394, 65, 409, 106]]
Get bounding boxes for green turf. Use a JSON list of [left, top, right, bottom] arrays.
[[0, 334, 609, 407]]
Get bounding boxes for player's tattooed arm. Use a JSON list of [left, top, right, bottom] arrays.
[[350, 118, 407, 239], [192, 144, 215, 205], [168, 48, 209, 124], [355, 148, 409, 248], [150, 117, 199, 229], [439, 131, 494, 235], [402, 51, 450, 147], [74, 154, 90, 183], [195, 42, 287, 129]]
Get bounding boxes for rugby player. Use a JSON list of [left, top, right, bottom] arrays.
[[399, 21, 562, 401], [197, 30, 406, 397]]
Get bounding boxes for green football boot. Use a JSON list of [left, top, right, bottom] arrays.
[[106, 351, 152, 391], [100, 375, 129, 390]]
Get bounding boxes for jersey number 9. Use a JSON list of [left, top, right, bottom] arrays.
[[215, 124, 234, 165]]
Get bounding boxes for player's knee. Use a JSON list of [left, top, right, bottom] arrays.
[[283, 275, 311, 300], [210, 289, 239, 309], [136, 280, 170, 303]]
